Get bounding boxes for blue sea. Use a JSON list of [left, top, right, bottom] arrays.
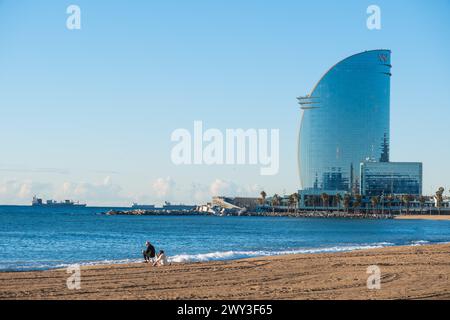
[[1, 206, 450, 272]]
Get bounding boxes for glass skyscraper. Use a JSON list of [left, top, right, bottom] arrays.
[[297, 50, 392, 193]]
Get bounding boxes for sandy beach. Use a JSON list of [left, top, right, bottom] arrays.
[[1, 244, 450, 300], [394, 215, 450, 221]]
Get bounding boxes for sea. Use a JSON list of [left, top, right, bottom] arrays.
[[1, 205, 450, 272]]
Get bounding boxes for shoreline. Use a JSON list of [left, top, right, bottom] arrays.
[[1, 243, 450, 300], [1, 241, 444, 273]]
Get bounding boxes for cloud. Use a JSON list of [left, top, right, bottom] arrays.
[[0, 176, 263, 206], [209, 179, 236, 197], [209, 179, 262, 198], [0, 176, 128, 205], [54, 176, 126, 204], [0, 180, 52, 204], [152, 177, 175, 198], [189, 182, 210, 203], [148, 178, 259, 204]]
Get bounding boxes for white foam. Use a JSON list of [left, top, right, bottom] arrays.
[[410, 240, 430, 246], [168, 243, 395, 263], [6, 241, 447, 271]]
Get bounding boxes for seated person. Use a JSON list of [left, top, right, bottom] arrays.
[[153, 250, 169, 266], [142, 241, 156, 263]]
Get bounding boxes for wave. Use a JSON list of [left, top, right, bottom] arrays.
[[169, 239, 448, 263], [168, 242, 395, 263], [1, 240, 446, 271], [410, 240, 430, 246]]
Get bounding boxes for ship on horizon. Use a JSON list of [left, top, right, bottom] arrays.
[[32, 196, 87, 208], [131, 201, 195, 211]]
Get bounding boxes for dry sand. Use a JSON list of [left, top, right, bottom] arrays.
[[395, 215, 450, 221], [1, 244, 450, 300]]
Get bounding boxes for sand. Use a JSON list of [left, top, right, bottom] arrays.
[[1, 244, 450, 300], [394, 215, 450, 221]]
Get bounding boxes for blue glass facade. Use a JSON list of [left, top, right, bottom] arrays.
[[360, 162, 423, 196], [298, 50, 391, 192]]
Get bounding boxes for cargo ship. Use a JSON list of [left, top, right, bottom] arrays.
[[131, 201, 195, 211], [32, 196, 87, 207]]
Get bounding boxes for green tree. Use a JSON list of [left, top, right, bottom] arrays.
[[397, 195, 404, 214], [353, 194, 362, 213], [402, 195, 412, 215], [384, 195, 391, 215], [321, 193, 329, 210], [291, 193, 299, 214], [418, 195, 426, 214], [370, 196, 379, 214], [335, 193, 343, 212], [287, 194, 294, 213], [343, 194, 351, 214], [271, 194, 280, 214], [435, 187, 445, 215], [260, 191, 267, 205]]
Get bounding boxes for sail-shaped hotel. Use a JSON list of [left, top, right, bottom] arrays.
[[297, 50, 422, 202]]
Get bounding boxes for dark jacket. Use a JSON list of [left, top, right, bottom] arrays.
[[145, 244, 156, 258]]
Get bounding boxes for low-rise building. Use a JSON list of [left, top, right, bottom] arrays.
[[360, 162, 422, 196]]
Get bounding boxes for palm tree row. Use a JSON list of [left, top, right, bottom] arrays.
[[256, 187, 449, 215]]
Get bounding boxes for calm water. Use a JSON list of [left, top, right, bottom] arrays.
[[1, 206, 450, 271]]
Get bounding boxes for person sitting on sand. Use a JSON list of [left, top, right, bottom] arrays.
[[142, 241, 156, 263], [152, 250, 169, 266]]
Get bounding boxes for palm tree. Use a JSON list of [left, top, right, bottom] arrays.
[[335, 193, 343, 212], [287, 194, 295, 213], [321, 193, 329, 211], [343, 194, 351, 214], [291, 193, 299, 214], [397, 195, 403, 214], [260, 191, 267, 205], [402, 195, 412, 215], [418, 195, 426, 214], [370, 196, 379, 214], [384, 195, 390, 214], [435, 187, 445, 215], [271, 194, 280, 214], [353, 194, 362, 214]]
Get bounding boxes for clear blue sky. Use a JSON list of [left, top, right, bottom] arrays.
[[1, 0, 449, 205]]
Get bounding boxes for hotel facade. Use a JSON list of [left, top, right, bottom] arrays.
[[297, 50, 422, 205]]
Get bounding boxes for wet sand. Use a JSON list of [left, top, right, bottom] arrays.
[[1, 244, 450, 300]]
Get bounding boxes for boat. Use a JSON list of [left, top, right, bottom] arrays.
[[32, 196, 87, 207], [131, 201, 196, 211], [131, 203, 156, 210]]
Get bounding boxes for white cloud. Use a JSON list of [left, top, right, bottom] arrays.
[[0, 176, 129, 206], [55, 176, 125, 204], [189, 182, 210, 203], [147, 178, 260, 204], [0, 180, 52, 204], [209, 179, 236, 197], [152, 177, 175, 198], [209, 179, 261, 198], [0, 176, 263, 206]]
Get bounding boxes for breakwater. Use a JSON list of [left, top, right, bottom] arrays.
[[104, 209, 394, 219]]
